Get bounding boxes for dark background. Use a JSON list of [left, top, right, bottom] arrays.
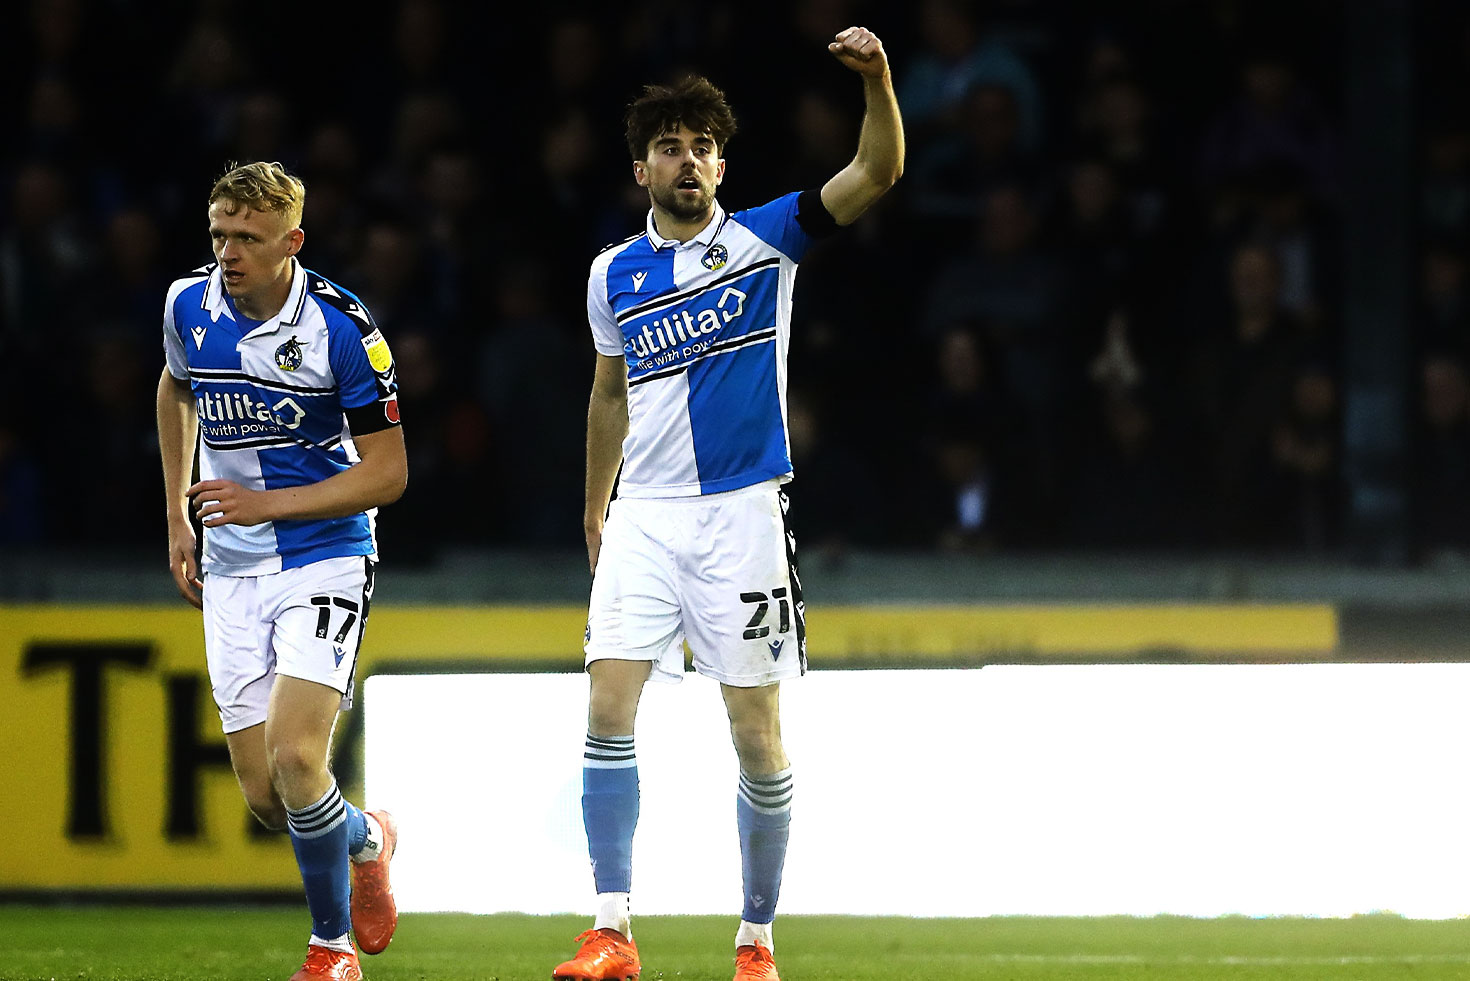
[[1, 0, 1465, 570]]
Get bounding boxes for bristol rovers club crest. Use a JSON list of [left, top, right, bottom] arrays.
[[275, 335, 305, 371]]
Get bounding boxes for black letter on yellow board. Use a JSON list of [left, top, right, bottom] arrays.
[[165, 673, 235, 839], [21, 642, 153, 838]]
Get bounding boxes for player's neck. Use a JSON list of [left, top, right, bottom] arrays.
[[234, 269, 293, 321], [651, 204, 716, 244]]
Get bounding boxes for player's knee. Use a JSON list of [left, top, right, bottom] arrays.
[[265, 740, 327, 795], [731, 724, 786, 774], [587, 687, 639, 736]]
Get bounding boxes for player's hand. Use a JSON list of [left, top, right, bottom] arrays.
[[188, 478, 273, 529], [167, 518, 203, 609], [828, 26, 889, 78]]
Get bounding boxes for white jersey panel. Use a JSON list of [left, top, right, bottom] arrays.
[[621, 370, 699, 494], [198, 436, 280, 574]]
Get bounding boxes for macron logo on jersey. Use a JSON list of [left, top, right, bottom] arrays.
[[632, 271, 648, 292], [191, 325, 207, 349]]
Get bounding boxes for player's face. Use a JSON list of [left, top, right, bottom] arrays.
[[207, 202, 301, 311], [636, 125, 724, 222]]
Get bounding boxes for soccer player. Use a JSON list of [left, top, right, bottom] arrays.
[[556, 26, 904, 981], [155, 162, 406, 981]]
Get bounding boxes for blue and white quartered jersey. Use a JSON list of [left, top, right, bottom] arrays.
[[162, 258, 401, 576], [588, 190, 836, 498]]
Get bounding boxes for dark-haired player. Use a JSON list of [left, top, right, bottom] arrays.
[[556, 26, 904, 981]]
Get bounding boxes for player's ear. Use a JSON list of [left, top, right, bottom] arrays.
[[715, 158, 725, 186], [286, 228, 304, 255], [633, 160, 649, 187]]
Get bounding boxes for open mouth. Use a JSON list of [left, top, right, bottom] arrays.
[[677, 177, 700, 191]]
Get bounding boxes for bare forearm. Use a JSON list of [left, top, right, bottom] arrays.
[[258, 458, 407, 522], [855, 71, 905, 190], [585, 392, 628, 531], [156, 369, 197, 524], [821, 70, 905, 225]]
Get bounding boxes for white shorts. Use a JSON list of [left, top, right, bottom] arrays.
[[202, 555, 376, 734], [585, 480, 806, 687]]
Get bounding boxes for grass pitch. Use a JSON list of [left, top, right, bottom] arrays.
[[7, 906, 1470, 980]]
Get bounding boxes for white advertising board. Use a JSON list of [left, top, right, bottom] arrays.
[[365, 664, 1470, 918]]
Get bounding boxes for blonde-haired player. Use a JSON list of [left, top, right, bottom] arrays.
[[157, 161, 407, 980]]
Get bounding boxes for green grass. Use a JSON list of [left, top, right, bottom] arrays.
[[6, 906, 1470, 980]]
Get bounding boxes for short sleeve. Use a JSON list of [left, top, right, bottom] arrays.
[[332, 321, 402, 435], [162, 285, 190, 380], [730, 191, 823, 262], [588, 260, 626, 358]]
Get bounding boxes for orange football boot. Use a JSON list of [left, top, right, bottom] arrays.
[[552, 927, 641, 980], [351, 809, 399, 954], [734, 942, 780, 981], [289, 944, 363, 981]]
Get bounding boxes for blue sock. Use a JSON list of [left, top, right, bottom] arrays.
[[737, 768, 793, 924], [582, 732, 638, 893], [287, 782, 352, 941]]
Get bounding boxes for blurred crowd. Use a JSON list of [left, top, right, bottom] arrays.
[[1, 0, 1467, 563]]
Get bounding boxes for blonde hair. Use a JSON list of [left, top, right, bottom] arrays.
[[208, 161, 305, 228]]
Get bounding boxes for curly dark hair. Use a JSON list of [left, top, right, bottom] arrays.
[[624, 75, 738, 160]]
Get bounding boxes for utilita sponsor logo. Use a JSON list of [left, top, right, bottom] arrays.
[[197, 391, 306, 431], [625, 286, 747, 365]]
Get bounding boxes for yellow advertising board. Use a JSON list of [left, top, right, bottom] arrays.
[[0, 602, 1335, 892]]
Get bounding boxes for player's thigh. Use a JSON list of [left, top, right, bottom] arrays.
[[267, 555, 375, 702], [585, 499, 686, 682], [682, 486, 803, 687], [202, 572, 275, 734], [224, 723, 285, 828]]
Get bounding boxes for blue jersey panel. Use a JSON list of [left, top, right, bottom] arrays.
[[730, 193, 811, 263], [686, 341, 788, 494], [607, 239, 676, 312]]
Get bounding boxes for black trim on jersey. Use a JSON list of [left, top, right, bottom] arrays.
[[595, 230, 648, 259], [309, 277, 379, 337], [193, 264, 218, 309], [188, 367, 338, 395], [281, 275, 309, 327], [795, 189, 839, 239], [201, 432, 344, 452], [617, 256, 781, 324], [627, 327, 778, 388], [345, 400, 400, 436], [628, 363, 688, 387]]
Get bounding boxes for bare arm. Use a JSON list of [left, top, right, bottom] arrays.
[[157, 368, 204, 608], [584, 353, 630, 574], [191, 425, 407, 527], [820, 26, 906, 227]]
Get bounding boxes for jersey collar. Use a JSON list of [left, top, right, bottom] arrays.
[[645, 201, 726, 251], [202, 257, 309, 338]]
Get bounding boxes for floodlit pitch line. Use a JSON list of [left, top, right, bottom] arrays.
[[982, 953, 1470, 966]]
